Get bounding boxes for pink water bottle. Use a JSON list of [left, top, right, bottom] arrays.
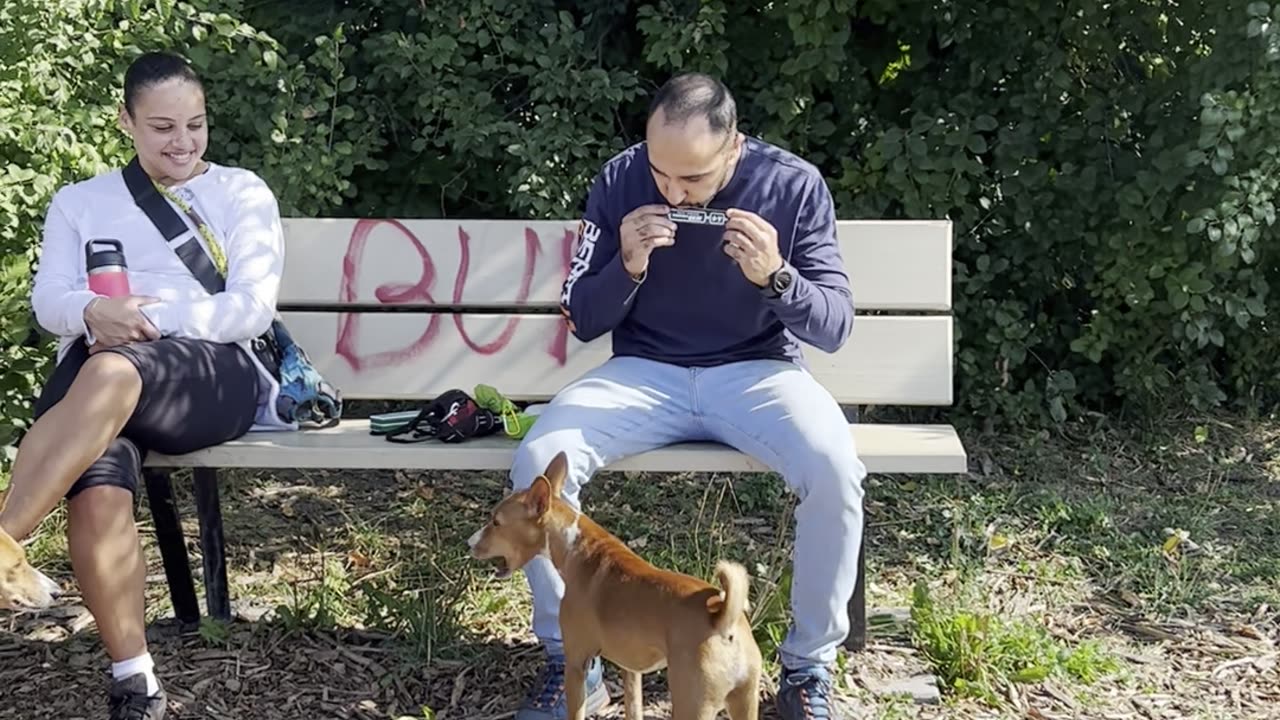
[[85, 239, 131, 298]]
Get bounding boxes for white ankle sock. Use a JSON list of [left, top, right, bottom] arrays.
[[111, 652, 160, 695]]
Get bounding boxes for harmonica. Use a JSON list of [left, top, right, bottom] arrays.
[[668, 207, 729, 226]]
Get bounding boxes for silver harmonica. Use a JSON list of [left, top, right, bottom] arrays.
[[668, 207, 729, 226]]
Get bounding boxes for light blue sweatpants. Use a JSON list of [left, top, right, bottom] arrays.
[[508, 355, 867, 670]]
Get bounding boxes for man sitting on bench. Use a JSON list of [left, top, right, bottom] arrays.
[[508, 72, 867, 720]]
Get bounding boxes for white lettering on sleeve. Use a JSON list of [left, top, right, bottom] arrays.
[[560, 218, 602, 306]]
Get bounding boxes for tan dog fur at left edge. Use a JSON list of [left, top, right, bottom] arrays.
[[469, 451, 762, 720], [0, 490, 61, 611]]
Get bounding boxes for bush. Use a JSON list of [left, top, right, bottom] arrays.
[[2, 0, 1278, 470]]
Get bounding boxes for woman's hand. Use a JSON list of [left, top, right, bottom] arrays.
[[84, 295, 162, 351]]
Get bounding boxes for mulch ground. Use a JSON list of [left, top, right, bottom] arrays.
[[5, 597, 1278, 719], [2, 603, 863, 720]]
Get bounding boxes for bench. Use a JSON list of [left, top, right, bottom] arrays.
[[140, 216, 968, 653]]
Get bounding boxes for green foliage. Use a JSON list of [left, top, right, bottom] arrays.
[[911, 580, 1120, 705], [2, 0, 1279, 465]]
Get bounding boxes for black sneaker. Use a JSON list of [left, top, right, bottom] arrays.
[[108, 673, 167, 720]]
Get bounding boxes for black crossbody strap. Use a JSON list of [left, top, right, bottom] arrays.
[[121, 156, 226, 295]]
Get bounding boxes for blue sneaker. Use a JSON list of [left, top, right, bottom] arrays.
[[776, 665, 835, 720], [515, 653, 611, 720]]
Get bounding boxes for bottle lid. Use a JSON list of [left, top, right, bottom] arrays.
[[85, 239, 126, 269]]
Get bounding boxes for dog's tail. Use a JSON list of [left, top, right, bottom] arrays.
[[709, 560, 750, 638]]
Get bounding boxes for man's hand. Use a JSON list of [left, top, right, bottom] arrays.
[[620, 204, 677, 277], [559, 304, 577, 334], [84, 295, 162, 351], [722, 209, 784, 287]]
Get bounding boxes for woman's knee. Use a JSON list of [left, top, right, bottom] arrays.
[[67, 485, 135, 531], [73, 352, 142, 399]]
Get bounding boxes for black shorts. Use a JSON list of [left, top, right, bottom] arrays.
[[33, 337, 260, 498]]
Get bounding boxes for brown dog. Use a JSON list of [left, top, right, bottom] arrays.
[[0, 523, 60, 612], [469, 451, 762, 720]]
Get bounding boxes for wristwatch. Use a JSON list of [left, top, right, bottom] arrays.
[[762, 263, 794, 298]]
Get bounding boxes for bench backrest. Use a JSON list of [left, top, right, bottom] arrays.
[[276, 219, 954, 406]]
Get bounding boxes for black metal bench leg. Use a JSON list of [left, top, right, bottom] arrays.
[[844, 519, 868, 652], [143, 469, 199, 627], [192, 468, 231, 621], [841, 404, 868, 652]]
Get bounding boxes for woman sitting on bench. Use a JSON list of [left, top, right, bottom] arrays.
[[0, 51, 290, 720]]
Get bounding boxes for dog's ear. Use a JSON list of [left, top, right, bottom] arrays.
[[0, 528, 25, 573], [544, 451, 569, 497], [524, 476, 552, 518]]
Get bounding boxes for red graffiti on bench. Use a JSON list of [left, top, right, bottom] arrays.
[[335, 219, 575, 372]]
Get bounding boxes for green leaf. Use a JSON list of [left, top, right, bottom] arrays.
[[974, 114, 998, 131], [1188, 277, 1214, 294], [1049, 397, 1067, 423], [1224, 217, 1240, 239], [1052, 370, 1077, 392]]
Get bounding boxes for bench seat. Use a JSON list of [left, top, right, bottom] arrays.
[[146, 421, 968, 474]]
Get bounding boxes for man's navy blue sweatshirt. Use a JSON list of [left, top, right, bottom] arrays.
[[559, 136, 854, 367]]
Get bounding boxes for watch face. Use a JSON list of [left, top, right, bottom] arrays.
[[773, 268, 793, 292]]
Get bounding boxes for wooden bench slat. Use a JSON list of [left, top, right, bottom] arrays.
[[278, 219, 953, 312], [146, 421, 968, 475], [279, 312, 954, 406]]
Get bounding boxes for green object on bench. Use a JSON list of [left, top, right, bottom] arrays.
[[473, 384, 537, 439], [141, 217, 968, 655]]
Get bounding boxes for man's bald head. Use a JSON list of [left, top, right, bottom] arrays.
[[644, 73, 743, 206], [646, 73, 738, 137]]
